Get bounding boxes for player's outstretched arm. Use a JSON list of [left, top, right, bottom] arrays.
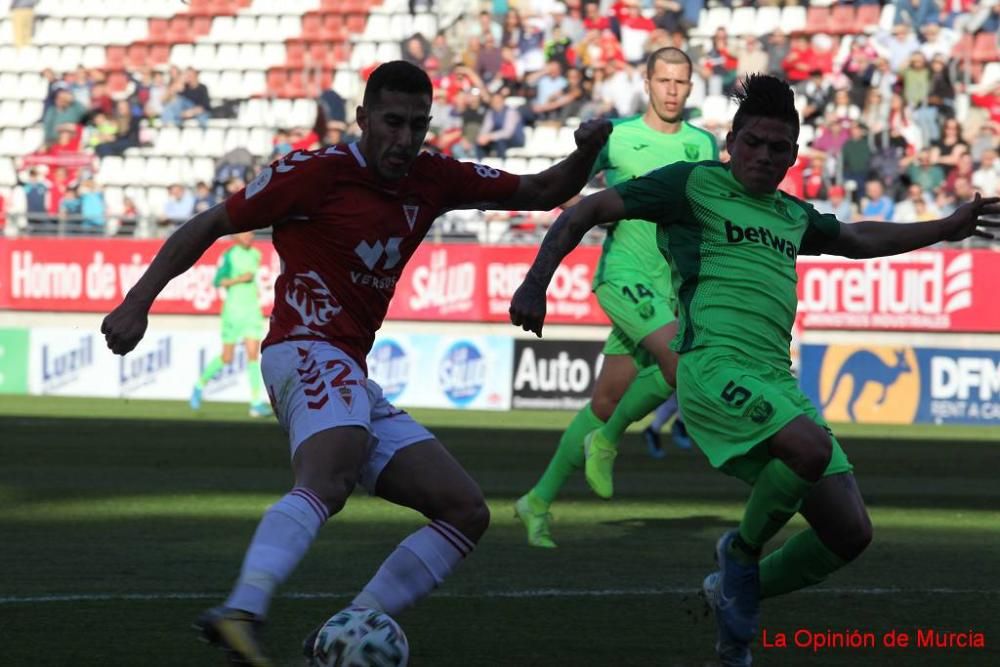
[[101, 204, 242, 355], [821, 194, 1000, 259], [494, 119, 612, 212], [509, 188, 626, 337]]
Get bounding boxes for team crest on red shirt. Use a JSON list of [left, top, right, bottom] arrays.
[[284, 271, 342, 330], [403, 204, 420, 231]]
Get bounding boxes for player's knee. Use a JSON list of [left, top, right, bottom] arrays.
[[590, 394, 618, 421], [439, 492, 490, 543], [841, 516, 873, 562], [310, 473, 359, 516]]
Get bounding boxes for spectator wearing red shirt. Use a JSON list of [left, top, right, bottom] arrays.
[[583, 1, 611, 32], [782, 34, 816, 85], [971, 84, 1000, 125], [701, 27, 738, 95], [619, 0, 655, 65]]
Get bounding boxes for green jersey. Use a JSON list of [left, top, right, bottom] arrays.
[[591, 115, 718, 288], [613, 161, 841, 370], [214, 244, 262, 320]]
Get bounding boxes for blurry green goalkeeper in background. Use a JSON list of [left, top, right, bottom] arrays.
[[190, 231, 271, 417]]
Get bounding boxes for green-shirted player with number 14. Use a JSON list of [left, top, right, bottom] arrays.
[[514, 47, 717, 548], [190, 230, 272, 417], [510, 74, 1000, 666]]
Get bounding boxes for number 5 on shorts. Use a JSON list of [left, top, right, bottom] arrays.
[[720, 380, 751, 408]]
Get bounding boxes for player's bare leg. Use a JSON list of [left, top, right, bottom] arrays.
[[585, 323, 679, 499], [197, 426, 370, 666], [516, 354, 636, 547], [353, 439, 489, 611], [758, 473, 872, 599]]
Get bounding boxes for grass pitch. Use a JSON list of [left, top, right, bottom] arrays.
[[1, 396, 999, 666]]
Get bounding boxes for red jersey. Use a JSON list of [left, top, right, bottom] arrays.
[[225, 143, 520, 370]]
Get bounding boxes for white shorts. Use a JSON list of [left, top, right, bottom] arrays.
[[261, 340, 435, 493]]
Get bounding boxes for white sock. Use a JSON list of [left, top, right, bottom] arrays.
[[650, 395, 679, 432], [353, 520, 475, 616], [225, 487, 329, 617]]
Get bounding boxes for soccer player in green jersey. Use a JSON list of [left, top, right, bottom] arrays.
[[510, 74, 1000, 665], [190, 230, 271, 417], [514, 47, 717, 548]]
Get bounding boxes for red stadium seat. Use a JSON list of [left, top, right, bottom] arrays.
[[266, 68, 287, 95], [321, 13, 346, 41], [952, 33, 974, 59], [854, 4, 880, 32], [331, 41, 349, 65], [345, 14, 366, 34], [149, 42, 171, 65], [973, 32, 999, 63], [804, 6, 831, 34], [303, 12, 323, 40], [148, 18, 168, 42], [192, 15, 213, 37], [342, 0, 370, 14], [829, 4, 855, 34], [167, 15, 193, 42], [186, 0, 215, 14], [125, 42, 150, 69], [106, 45, 126, 68], [286, 39, 305, 67]]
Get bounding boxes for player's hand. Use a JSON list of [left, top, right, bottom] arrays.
[[509, 278, 548, 338], [942, 194, 1000, 241], [101, 300, 150, 356], [573, 118, 613, 154]]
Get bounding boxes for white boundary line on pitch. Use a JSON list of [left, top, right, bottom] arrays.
[[1, 587, 997, 605]]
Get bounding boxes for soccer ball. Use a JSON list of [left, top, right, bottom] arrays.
[[310, 606, 409, 667]]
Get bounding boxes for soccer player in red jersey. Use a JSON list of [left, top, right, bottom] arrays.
[[101, 60, 611, 666]]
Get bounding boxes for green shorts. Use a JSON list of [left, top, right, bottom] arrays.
[[595, 273, 676, 366], [221, 312, 265, 344], [676, 349, 852, 484]]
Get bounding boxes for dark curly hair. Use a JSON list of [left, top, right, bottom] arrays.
[[731, 74, 799, 140]]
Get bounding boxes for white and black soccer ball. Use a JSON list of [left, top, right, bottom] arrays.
[[310, 606, 409, 667]]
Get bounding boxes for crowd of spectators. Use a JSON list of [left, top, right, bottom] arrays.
[[420, 0, 999, 229], [3, 0, 998, 240]]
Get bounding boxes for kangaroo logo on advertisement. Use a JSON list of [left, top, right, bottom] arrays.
[[403, 205, 419, 231], [355, 237, 403, 270], [819, 347, 919, 424]]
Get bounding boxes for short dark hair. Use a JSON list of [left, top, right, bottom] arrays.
[[645, 47, 692, 79], [363, 60, 433, 107], [731, 73, 799, 140]]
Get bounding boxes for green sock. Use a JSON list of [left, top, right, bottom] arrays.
[[531, 403, 605, 506], [197, 356, 225, 388], [760, 528, 847, 598], [247, 360, 263, 403], [600, 364, 673, 443], [738, 459, 813, 552]]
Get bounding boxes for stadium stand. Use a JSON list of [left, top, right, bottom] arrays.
[[0, 0, 997, 242]]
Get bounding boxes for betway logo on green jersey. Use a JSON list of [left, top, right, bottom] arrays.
[[725, 220, 797, 259]]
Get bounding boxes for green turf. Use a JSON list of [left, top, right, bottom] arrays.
[[1, 397, 999, 666]]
